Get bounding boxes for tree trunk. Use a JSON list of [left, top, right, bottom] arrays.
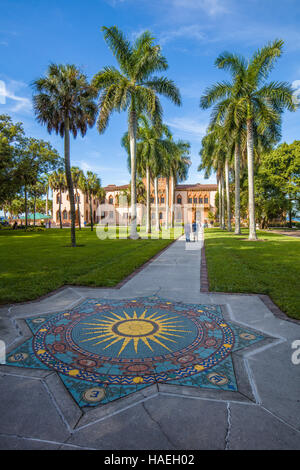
[[221, 171, 225, 229], [46, 184, 49, 216], [154, 176, 159, 231], [234, 142, 241, 235], [64, 116, 76, 246], [218, 176, 222, 227], [59, 189, 62, 229], [146, 165, 151, 234], [225, 159, 231, 231], [165, 176, 169, 229], [288, 192, 292, 228], [33, 196, 36, 227], [170, 174, 175, 228], [24, 185, 28, 230], [129, 108, 138, 239], [77, 190, 81, 230], [90, 195, 93, 231], [246, 119, 257, 240]]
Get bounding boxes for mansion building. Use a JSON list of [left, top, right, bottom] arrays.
[[52, 178, 217, 227]]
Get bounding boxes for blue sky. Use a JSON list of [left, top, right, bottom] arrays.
[[1, 0, 300, 187]]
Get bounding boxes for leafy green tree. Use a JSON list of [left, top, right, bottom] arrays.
[[0, 115, 25, 205], [33, 64, 97, 246], [92, 26, 181, 239], [261, 141, 300, 226]]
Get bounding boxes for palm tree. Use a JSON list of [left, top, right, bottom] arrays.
[[123, 116, 173, 233], [201, 39, 295, 240], [71, 166, 84, 230], [169, 141, 191, 228], [49, 169, 66, 229], [92, 26, 181, 239], [32, 64, 97, 246], [79, 171, 102, 231]]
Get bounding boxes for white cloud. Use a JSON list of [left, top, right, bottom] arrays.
[[160, 24, 206, 45], [0, 78, 31, 113], [169, 0, 229, 16], [166, 117, 208, 141]]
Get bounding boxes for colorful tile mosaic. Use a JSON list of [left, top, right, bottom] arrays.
[[6, 296, 266, 407]]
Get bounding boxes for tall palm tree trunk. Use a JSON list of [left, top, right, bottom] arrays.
[[46, 184, 49, 216], [64, 116, 76, 247], [218, 176, 222, 228], [24, 185, 28, 230], [59, 188, 62, 229], [234, 142, 241, 235], [90, 195, 93, 231], [246, 119, 257, 240], [76, 189, 81, 230], [225, 159, 231, 231], [165, 176, 169, 229], [170, 174, 175, 228], [129, 108, 138, 239], [154, 176, 159, 231], [221, 171, 225, 229], [146, 165, 151, 234]]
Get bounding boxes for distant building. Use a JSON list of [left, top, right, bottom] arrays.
[[52, 178, 217, 226]]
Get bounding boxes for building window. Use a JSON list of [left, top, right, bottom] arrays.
[[199, 198, 203, 204], [160, 197, 164, 204], [63, 210, 68, 220], [177, 196, 182, 204], [159, 212, 163, 220], [109, 197, 114, 205], [150, 197, 154, 204], [188, 198, 192, 204], [204, 197, 208, 204], [193, 197, 197, 204]]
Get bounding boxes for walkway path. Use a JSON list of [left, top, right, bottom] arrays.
[[0, 232, 299, 450]]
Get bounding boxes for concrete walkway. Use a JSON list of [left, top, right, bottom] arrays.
[[0, 232, 299, 450]]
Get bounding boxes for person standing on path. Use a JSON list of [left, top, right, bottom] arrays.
[[184, 222, 191, 242]]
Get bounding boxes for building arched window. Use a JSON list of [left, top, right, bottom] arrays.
[[56, 194, 60, 204], [160, 196, 164, 204], [204, 196, 208, 204], [177, 195, 182, 204], [63, 210, 68, 220], [109, 196, 114, 205]]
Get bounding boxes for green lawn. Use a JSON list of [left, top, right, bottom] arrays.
[[0, 228, 175, 305], [204, 228, 300, 320]]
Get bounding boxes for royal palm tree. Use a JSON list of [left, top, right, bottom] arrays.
[[123, 116, 173, 233], [79, 171, 102, 231], [71, 166, 84, 230], [32, 64, 97, 246], [49, 169, 66, 229], [92, 26, 181, 239], [169, 140, 191, 228], [201, 39, 295, 240]]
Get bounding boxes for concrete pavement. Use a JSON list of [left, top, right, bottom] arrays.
[[0, 232, 299, 450]]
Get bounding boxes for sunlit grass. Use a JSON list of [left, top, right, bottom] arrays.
[[204, 228, 300, 320], [0, 227, 177, 304]]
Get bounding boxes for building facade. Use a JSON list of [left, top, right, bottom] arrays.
[[52, 179, 217, 226]]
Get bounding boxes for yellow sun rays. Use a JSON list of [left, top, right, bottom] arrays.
[[79, 309, 191, 356]]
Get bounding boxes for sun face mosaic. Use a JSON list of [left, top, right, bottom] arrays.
[[6, 296, 266, 407]]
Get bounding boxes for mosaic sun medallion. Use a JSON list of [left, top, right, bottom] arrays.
[[6, 296, 266, 407]]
